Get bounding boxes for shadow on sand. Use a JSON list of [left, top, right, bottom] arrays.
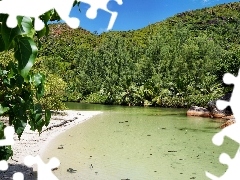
[[0, 163, 37, 180]]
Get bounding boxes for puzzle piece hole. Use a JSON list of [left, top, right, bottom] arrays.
[[223, 73, 236, 85], [12, 172, 24, 180], [219, 153, 231, 165], [0, 160, 8, 171]]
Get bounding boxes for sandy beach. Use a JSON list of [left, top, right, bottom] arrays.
[[0, 110, 102, 179]]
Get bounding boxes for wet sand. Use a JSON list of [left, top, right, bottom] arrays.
[[0, 110, 102, 180]]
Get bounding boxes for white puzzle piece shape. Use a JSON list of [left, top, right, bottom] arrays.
[[206, 69, 240, 179], [0, 0, 123, 31], [0, 126, 14, 146], [24, 155, 60, 180]]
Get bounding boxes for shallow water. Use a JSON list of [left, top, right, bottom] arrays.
[[42, 103, 238, 180]]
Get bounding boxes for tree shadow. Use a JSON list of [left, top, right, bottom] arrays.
[[0, 163, 37, 180]]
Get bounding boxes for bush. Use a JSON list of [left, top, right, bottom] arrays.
[[84, 92, 108, 104], [37, 74, 67, 110]]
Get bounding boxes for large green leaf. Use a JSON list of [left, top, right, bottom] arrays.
[[17, 16, 35, 38], [0, 104, 9, 115], [1, 15, 35, 50], [14, 117, 27, 139], [39, 10, 52, 39], [14, 36, 38, 78], [44, 109, 51, 126], [33, 73, 45, 99], [40, 9, 54, 24], [1, 17, 20, 50]]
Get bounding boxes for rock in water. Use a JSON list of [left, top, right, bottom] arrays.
[[220, 119, 236, 129], [187, 106, 211, 117], [207, 92, 232, 118]]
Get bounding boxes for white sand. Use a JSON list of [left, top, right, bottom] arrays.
[[0, 110, 102, 179]]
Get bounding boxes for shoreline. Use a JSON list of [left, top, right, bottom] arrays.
[[0, 110, 103, 179]]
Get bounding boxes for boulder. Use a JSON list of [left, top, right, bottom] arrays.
[[210, 108, 226, 118], [207, 92, 232, 117], [186, 92, 236, 129], [187, 106, 211, 117], [187, 92, 233, 118], [220, 119, 236, 129]]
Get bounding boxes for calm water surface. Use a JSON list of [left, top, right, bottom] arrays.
[[42, 103, 238, 180]]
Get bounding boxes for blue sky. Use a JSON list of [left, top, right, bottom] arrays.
[[69, 0, 240, 34]]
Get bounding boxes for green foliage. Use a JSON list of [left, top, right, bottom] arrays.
[[38, 74, 67, 110], [85, 91, 108, 104], [0, 2, 80, 159], [0, 122, 13, 160], [4, 1, 232, 117], [0, 62, 49, 138], [31, 58, 68, 109], [35, 2, 239, 109]]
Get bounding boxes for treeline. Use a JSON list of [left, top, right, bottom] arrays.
[[36, 2, 240, 108]]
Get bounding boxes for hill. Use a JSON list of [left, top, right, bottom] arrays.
[[37, 2, 240, 107]]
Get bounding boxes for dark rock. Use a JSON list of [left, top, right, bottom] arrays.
[[207, 92, 232, 117], [67, 168, 77, 173], [187, 92, 233, 118]]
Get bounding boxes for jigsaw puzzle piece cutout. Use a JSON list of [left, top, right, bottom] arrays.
[[53, 0, 80, 29], [0, 160, 8, 171], [0, 160, 24, 180], [212, 69, 240, 146], [218, 70, 240, 120], [80, 0, 123, 30], [0, 0, 80, 31], [24, 155, 60, 180], [12, 172, 24, 180], [206, 146, 240, 180], [0, 0, 46, 30], [0, 0, 123, 31], [212, 123, 240, 146], [0, 126, 14, 146], [206, 69, 240, 179], [216, 100, 230, 112], [222, 72, 237, 85]]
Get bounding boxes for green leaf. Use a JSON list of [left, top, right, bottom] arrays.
[[33, 73, 44, 86], [14, 118, 27, 139], [39, 10, 52, 38], [0, 122, 6, 139], [16, 74, 24, 88], [1, 16, 20, 50], [17, 16, 35, 38], [33, 73, 45, 99], [14, 36, 38, 78], [0, 105, 9, 115], [36, 26, 47, 39], [0, 34, 5, 52], [1, 16, 35, 50], [44, 109, 51, 126], [73, 0, 81, 12], [40, 10, 54, 24], [36, 118, 45, 132]]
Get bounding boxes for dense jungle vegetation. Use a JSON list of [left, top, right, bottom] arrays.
[[7, 2, 240, 109], [36, 2, 240, 108]]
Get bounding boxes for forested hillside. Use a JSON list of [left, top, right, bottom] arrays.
[[36, 2, 240, 108]]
